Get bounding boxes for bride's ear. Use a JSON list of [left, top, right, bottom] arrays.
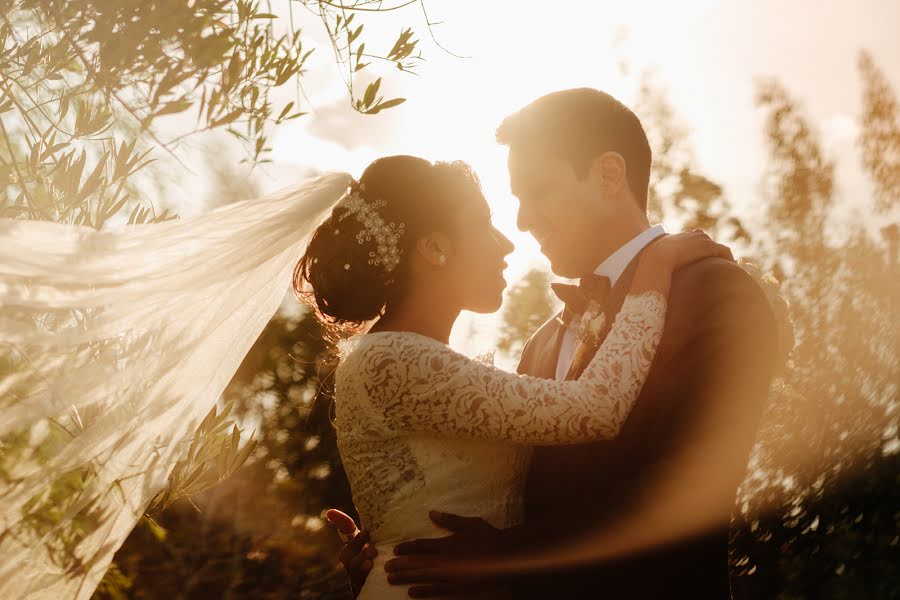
[[415, 233, 453, 268], [590, 151, 627, 196]]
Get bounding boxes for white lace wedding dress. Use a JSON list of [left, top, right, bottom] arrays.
[[334, 291, 667, 599]]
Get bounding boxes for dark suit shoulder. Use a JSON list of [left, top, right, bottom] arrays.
[[667, 257, 778, 357], [670, 257, 769, 311], [673, 256, 755, 289]]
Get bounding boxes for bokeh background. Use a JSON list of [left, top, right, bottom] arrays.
[[1, 1, 896, 598]]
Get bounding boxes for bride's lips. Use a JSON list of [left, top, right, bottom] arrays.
[[496, 261, 509, 285]]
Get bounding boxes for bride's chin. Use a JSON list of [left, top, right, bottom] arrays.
[[469, 293, 505, 314]]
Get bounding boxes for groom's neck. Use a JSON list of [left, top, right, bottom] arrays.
[[581, 216, 651, 276]]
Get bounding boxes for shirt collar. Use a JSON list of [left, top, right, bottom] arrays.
[[592, 224, 666, 286]]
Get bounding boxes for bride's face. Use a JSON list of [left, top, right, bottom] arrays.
[[442, 195, 514, 314]]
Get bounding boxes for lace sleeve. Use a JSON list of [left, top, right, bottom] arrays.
[[355, 291, 667, 444]]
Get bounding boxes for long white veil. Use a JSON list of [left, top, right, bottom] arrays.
[[0, 171, 351, 599]]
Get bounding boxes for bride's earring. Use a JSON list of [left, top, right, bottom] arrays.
[[438, 254, 447, 267]]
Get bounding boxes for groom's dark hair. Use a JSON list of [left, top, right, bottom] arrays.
[[496, 88, 652, 211]]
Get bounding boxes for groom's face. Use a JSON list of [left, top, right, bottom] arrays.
[[507, 145, 610, 279]]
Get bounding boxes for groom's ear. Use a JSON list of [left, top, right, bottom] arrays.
[[590, 151, 628, 196]]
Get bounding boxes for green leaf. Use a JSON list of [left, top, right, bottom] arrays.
[[40, 142, 69, 160], [230, 438, 257, 471], [127, 204, 141, 225], [156, 99, 193, 116], [276, 101, 294, 122], [210, 110, 242, 128], [275, 64, 298, 86], [77, 152, 109, 202], [143, 516, 168, 542], [363, 77, 382, 108], [230, 424, 240, 451], [103, 194, 129, 221], [370, 97, 406, 114]]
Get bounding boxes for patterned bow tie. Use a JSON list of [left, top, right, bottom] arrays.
[[551, 274, 612, 322]]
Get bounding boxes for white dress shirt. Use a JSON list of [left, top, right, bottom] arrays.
[[554, 224, 667, 380]]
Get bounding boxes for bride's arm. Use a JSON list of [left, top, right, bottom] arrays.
[[360, 231, 731, 445]]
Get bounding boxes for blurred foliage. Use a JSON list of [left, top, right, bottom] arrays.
[[97, 154, 356, 597], [493, 52, 898, 600], [0, 0, 427, 595], [728, 51, 899, 600], [147, 402, 259, 517], [497, 268, 559, 357], [2, 1, 886, 593], [104, 306, 355, 598], [636, 72, 753, 245], [0, 0, 420, 225]]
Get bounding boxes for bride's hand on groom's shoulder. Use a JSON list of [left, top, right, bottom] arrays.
[[384, 511, 502, 597], [648, 229, 734, 272], [325, 509, 376, 597]]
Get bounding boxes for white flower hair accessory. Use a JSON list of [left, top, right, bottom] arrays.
[[336, 183, 406, 275]]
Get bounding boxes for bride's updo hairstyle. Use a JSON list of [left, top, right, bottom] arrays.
[[293, 155, 483, 335]]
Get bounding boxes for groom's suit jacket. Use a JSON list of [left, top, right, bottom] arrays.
[[510, 251, 778, 599]]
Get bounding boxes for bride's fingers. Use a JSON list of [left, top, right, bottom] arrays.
[[338, 530, 370, 566], [684, 237, 733, 264], [325, 508, 359, 536], [702, 239, 733, 261], [717, 242, 735, 262], [348, 542, 376, 573]]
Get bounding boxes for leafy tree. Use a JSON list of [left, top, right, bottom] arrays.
[[0, 0, 420, 226], [729, 56, 899, 599], [635, 73, 752, 245], [1, 1, 431, 596], [108, 305, 355, 598], [858, 50, 900, 214], [101, 152, 354, 598], [497, 268, 559, 357], [496, 59, 898, 599]]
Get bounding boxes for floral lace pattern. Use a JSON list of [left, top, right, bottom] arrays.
[[334, 291, 666, 542]]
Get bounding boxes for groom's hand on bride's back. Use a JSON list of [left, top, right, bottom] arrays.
[[325, 509, 376, 597], [385, 511, 501, 597], [394, 511, 500, 557]]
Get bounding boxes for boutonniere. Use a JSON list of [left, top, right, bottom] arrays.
[[576, 300, 607, 345], [566, 301, 608, 380]]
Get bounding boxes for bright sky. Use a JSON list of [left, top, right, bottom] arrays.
[[253, 0, 900, 358]]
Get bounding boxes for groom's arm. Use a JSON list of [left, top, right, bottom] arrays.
[[500, 258, 778, 552], [385, 259, 779, 587]]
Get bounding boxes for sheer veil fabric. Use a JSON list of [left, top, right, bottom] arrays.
[[0, 172, 351, 599]]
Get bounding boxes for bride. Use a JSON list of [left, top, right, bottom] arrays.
[[292, 155, 731, 599]]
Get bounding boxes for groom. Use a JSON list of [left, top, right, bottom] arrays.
[[331, 88, 778, 599]]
